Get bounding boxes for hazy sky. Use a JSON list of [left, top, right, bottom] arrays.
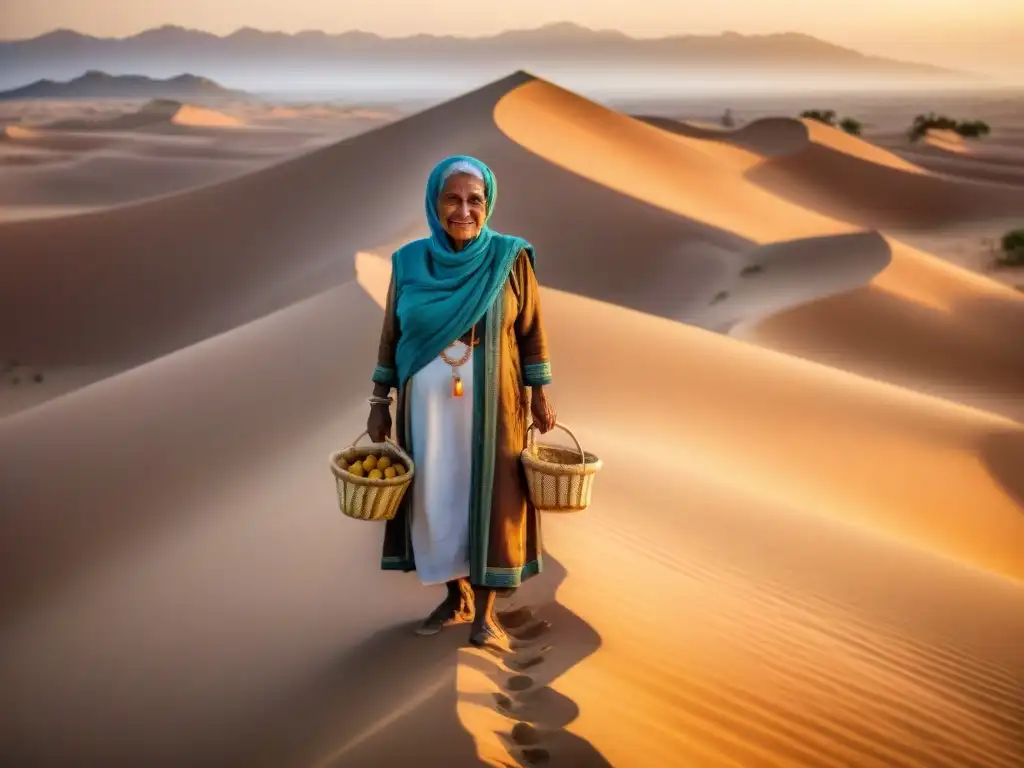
[[3, 0, 1022, 78]]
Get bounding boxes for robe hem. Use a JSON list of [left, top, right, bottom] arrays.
[[479, 557, 543, 588], [383, 558, 542, 587]]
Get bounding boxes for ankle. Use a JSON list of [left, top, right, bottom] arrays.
[[472, 586, 496, 617], [445, 579, 465, 601]]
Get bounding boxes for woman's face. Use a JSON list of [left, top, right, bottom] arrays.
[[437, 173, 487, 245]]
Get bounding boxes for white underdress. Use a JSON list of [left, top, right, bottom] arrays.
[[408, 340, 474, 586]]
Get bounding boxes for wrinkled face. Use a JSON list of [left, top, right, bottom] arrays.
[[437, 172, 487, 246]]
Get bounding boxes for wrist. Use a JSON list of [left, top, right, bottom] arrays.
[[369, 392, 393, 409]]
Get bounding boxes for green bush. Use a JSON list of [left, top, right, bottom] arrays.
[[956, 120, 991, 138], [1004, 229, 1024, 251], [908, 113, 991, 143], [908, 112, 952, 142], [800, 110, 863, 136], [800, 109, 837, 126], [839, 117, 863, 136], [999, 229, 1024, 266]]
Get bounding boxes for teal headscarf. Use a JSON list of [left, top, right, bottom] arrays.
[[393, 155, 532, 386]]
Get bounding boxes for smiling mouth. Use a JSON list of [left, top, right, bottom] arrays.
[[449, 219, 474, 226]]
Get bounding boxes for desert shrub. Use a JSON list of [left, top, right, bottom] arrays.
[[839, 117, 863, 136], [1004, 229, 1024, 251], [710, 290, 730, 305], [800, 109, 837, 126], [908, 112, 952, 142], [721, 108, 735, 128], [908, 113, 991, 142], [998, 229, 1024, 266], [800, 110, 863, 135], [956, 120, 991, 138], [740, 264, 763, 276]]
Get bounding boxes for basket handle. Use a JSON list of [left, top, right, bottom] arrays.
[[350, 431, 413, 465], [526, 421, 586, 468]]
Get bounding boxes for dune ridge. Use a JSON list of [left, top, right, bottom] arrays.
[[39, 98, 245, 131], [1, 71, 1023, 767], [493, 79, 1024, 416]]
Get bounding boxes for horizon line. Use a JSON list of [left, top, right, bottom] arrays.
[[1, 22, 846, 46]]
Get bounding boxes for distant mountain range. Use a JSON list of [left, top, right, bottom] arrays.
[[0, 71, 244, 100], [0, 23, 975, 91]]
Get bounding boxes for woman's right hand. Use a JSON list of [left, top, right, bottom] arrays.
[[367, 403, 392, 443]]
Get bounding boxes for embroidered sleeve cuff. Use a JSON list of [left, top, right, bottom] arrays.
[[523, 361, 552, 387], [372, 364, 397, 387]]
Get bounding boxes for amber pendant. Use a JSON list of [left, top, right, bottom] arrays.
[[452, 374, 464, 398]]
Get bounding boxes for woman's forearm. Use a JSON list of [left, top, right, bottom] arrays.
[[372, 382, 392, 399]]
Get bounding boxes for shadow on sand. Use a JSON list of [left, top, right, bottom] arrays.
[[980, 428, 1024, 515], [207, 556, 611, 768]]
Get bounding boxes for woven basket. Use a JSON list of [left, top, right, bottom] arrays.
[[520, 422, 602, 512], [329, 432, 415, 522]]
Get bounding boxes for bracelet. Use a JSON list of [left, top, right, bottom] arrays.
[[368, 395, 393, 405]]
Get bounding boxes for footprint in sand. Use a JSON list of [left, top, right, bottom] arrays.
[[505, 674, 534, 692], [510, 724, 550, 766], [509, 620, 552, 643], [509, 641, 551, 670], [477, 641, 513, 659], [498, 607, 534, 629], [494, 692, 515, 712], [511, 722, 542, 746], [519, 747, 551, 765], [509, 654, 545, 671]]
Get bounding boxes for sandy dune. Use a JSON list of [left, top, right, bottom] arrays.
[[498, 83, 1024, 415], [2, 123, 128, 151], [924, 128, 1024, 164], [1, 72, 1023, 767], [41, 98, 246, 131], [0, 99, 402, 217], [863, 129, 1024, 187]]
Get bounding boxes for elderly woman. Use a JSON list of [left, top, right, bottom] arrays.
[[367, 155, 556, 647]]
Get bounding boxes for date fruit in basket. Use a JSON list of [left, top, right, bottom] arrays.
[[336, 450, 409, 479]]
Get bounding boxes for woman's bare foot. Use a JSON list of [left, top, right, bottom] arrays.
[[415, 578, 475, 636], [469, 586, 508, 647]]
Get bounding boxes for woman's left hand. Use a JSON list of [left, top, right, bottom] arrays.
[[530, 387, 557, 434]]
